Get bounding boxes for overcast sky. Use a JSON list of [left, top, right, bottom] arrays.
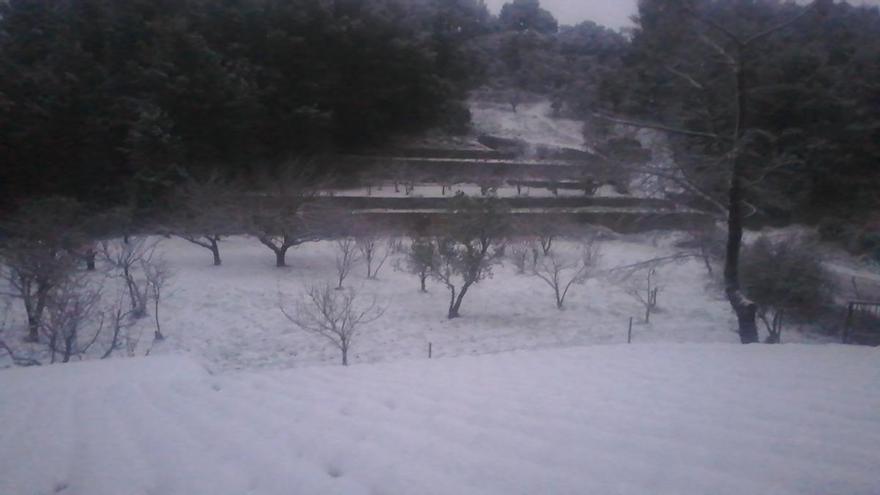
[[483, 0, 880, 30]]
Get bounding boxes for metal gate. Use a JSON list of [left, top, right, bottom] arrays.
[[843, 301, 880, 345]]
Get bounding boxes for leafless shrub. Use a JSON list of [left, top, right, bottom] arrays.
[[508, 241, 532, 274], [676, 225, 725, 276], [143, 258, 172, 341], [0, 300, 41, 366], [0, 198, 85, 342], [100, 289, 137, 359], [279, 284, 385, 366], [334, 238, 361, 289], [356, 235, 391, 280], [0, 242, 76, 342], [617, 266, 663, 324], [41, 277, 104, 363], [99, 237, 158, 318], [532, 241, 602, 309]]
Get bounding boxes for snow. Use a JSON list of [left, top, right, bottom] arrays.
[[2, 344, 879, 495], [469, 99, 587, 151], [331, 182, 614, 199], [2, 234, 836, 372]]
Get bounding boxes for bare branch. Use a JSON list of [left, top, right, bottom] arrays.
[[279, 284, 386, 366], [665, 65, 705, 90], [744, 3, 817, 46], [592, 112, 722, 140]]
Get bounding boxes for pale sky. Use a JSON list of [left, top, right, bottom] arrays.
[[483, 0, 880, 30]]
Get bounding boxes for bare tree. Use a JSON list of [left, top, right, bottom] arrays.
[[394, 237, 435, 292], [532, 241, 601, 309], [334, 238, 360, 289], [508, 241, 531, 275], [100, 237, 158, 317], [279, 284, 385, 366], [143, 258, 172, 341], [620, 266, 662, 324], [356, 235, 391, 280], [76, 206, 135, 271], [248, 164, 324, 267], [431, 194, 509, 319], [0, 300, 41, 366], [1, 243, 75, 342], [0, 197, 83, 341], [675, 224, 726, 276], [172, 172, 243, 266], [100, 289, 137, 359], [41, 277, 104, 363]]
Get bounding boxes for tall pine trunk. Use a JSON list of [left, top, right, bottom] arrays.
[[725, 47, 759, 344]]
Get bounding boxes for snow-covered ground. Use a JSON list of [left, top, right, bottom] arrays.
[[469, 99, 587, 151], [2, 344, 879, 495], [1, 234, 837, 372]]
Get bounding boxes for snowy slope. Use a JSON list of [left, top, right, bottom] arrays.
[[469, 99, 587, 151], [2, 344, 879, 495]]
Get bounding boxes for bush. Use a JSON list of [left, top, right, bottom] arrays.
[[741, 236, 832, 341]]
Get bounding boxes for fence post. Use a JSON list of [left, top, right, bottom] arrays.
[[627, 317, 633, 344]]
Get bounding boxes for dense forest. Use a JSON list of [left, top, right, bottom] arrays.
[[1, 0, 878, 225]]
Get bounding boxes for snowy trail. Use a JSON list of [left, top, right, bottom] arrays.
[[2, 345, 879, 495]]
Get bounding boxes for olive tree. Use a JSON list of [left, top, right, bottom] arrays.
[[431, 194, 509, 319]]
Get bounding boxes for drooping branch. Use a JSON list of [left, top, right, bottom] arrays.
[[592, 112, 723, 140]]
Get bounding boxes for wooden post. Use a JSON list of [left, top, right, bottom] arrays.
[[428, 342, 432, 359], [627, 317, 633, 344]]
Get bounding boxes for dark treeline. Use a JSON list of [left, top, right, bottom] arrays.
[[1, 0, 878, 227], [0, 0, 491, 209], [598, 0, 880, 225]]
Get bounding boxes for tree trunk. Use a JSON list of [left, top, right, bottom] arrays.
[[153, 297, 164, 341], [275, 247, 288, 267], [447, 285, 458, 319], [25, 314, 39, 342], [341, 346, 348, 366], [420, 273, 427, 292], [700, 242, 713, 276], [85, 251, 96, 271], [449, 283, 472, 319], [24, 289, 48, 342], [724, 47, 759, 344], [210, 239, 221, 266]]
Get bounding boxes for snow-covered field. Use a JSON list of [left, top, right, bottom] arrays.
[[2, 344, 879, 495], [1, 234, 837, 372]]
